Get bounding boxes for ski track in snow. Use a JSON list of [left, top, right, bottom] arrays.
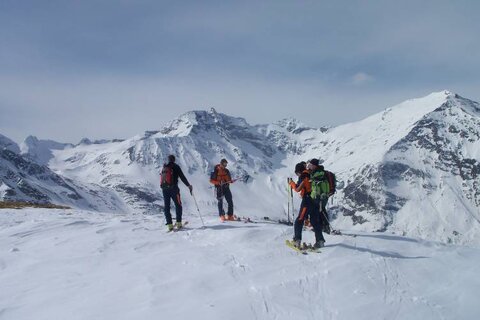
[[1, 208, 480, 320]]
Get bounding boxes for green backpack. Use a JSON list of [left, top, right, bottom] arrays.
[[310, 170, 330, 199]]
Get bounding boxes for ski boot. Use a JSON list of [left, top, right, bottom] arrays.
[[323, 224, 331, 234], [292, 239, 301, 249], [313, 240, 325, 249]]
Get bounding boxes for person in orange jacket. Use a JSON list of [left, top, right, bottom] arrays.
[[288, 162, 325, 248], [210, 158, 235, 221]]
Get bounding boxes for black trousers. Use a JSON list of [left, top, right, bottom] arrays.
[[318, 197, 330, 228], [294, 196, 324, 243], [163, 186, 182, 224], [216, 185, 234, 216]]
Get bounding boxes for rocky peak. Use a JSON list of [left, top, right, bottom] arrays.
[[0, 134, 20, 154]]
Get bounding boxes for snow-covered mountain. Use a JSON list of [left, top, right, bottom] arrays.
[[304, 91, 480, 244], [2, 91, 479, 245]]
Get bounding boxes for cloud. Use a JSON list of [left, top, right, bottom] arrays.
[[351, 72, 374, 86], [1, 1, 480, 143]]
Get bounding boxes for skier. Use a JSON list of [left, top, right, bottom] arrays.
[[210, 158, 235, 221], [288, 162, 324, 249], [309, 159, 332, 234], [310, 159, 338, 234], [160, 155, 193, 231]]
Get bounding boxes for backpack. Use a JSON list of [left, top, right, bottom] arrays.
[[160, 164, 174, 188], [210, 165, 230, 185], [310, 170, 330, 199], [325, 170, 336, 195], [210, 166, 217, 181]]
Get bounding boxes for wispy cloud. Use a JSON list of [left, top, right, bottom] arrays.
[[351, 72, 374, 86]]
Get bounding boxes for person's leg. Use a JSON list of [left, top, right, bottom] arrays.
[[320, 197, 331, 234], [294, 198, 309, 242], [163, 189, 173, 225], [216, 186, 224, 216], [224, 187, 234, 216], [310, 199, 325, 243], [172, 187, 183, 223]]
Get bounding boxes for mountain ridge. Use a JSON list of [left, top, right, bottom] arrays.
[[1, 90, 479, 245]]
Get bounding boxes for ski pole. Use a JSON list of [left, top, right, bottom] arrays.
[[290, 183, 295, 214], [191, 192, 206, 228], [286, 178, 291, 224]]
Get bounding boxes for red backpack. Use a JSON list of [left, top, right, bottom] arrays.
[[160, 164, 174, 188]]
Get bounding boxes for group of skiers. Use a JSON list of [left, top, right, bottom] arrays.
[[160, 155, 335, 249], [288, 159, 335, 249]]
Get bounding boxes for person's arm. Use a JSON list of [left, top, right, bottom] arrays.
[[289, 177, 304, 193], [226, 169, 234, 184], [210, 166, 220, 185], [175, 165, 191, 187]]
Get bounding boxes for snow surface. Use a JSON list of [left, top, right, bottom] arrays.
[[1, 208, 479, 320]]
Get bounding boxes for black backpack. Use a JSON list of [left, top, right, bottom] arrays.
[[325, 171, 336, 195]]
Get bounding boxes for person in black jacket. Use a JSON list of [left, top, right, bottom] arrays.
[[160, 155, 193, 231]]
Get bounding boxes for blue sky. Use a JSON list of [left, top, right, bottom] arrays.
[[1, 0, 479, 143]]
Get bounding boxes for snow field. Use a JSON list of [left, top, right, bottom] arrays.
[[1, 208, 479, 320]]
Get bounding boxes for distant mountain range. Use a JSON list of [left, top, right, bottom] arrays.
[[1, 91, 479, 244]]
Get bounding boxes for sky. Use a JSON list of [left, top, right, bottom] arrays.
[[1, 0, 479, 144]]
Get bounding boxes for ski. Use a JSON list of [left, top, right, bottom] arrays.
[[263, 216, 293, 226], [167, 221, 189, 233], [236, 216, 256, 223], [331, 229, 342, 235], [218, 215, 256, 223], [174, 221, 189, 232], [238, 216, 291, 225], [285, 240, 321, 254], [285, 240, 307, 254]]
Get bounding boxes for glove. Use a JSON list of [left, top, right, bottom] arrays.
[[288, 178, 296, 189], [188, 185, 193, 195]]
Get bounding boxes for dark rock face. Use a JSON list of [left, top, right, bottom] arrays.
[[115, 184, 162, 213], [116, 184, 158, 203], [0, 149, 84, 204]]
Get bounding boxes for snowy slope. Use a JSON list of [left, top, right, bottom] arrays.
[[308, 91, 480, 244], [1, 208, 479, 320]]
